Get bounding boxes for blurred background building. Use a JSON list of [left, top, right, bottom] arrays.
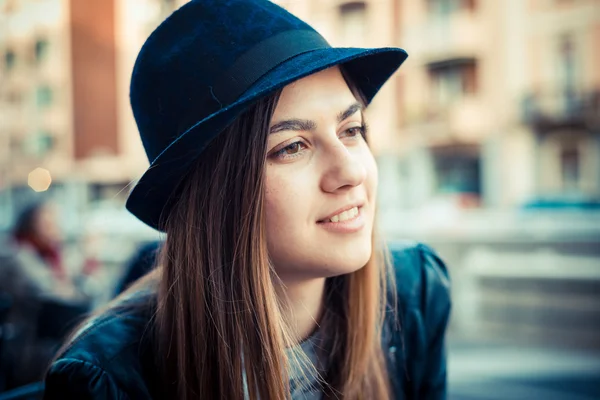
[[0, 0, 178, 271], [0, 0, 185, 229], [1, 0, 600, 398]]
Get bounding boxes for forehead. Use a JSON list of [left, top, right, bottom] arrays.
[[272, 66, 356, 120]]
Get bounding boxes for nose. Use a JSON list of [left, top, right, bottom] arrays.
[[319, 142, 367, 193]]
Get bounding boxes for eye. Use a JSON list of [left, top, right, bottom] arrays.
[[340, 124, 368, 139], [281, 142, 305, 155], [271, 141, 307, 160]]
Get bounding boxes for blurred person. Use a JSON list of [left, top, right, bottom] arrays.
[[0, 201, 89, 388], [43, 1, 451, 399], [0, 201, 78, 299]]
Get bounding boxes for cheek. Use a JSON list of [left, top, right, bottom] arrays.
[[264, 170, 305, 236], [362, 147, 378, 201], [264, 166, 320, 274]]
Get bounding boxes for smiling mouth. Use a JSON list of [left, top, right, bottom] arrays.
[[318, 206, 361, 223]]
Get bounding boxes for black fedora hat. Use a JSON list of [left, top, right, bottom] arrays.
[[126, 0, 408, 230]]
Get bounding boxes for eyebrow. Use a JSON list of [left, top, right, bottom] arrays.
[[269, 102, 363, 134]]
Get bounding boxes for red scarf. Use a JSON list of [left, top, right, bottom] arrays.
[[15, 234, 67, 281]]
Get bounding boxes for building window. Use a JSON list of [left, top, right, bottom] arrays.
[[6, 90, 22, 104], [34, 38, 50, 64], [427, 0, 476, 16], [9, 135, 22, 155], [560, 146, 579, 191], [4, 49, 16, 70], [428, 58, 477, 108], [432, 145, 481, 200], [36, 85, 53, 107], [23, 130, 54, 156], [558, 34, 577, 91], [339, 2, 367, 46]]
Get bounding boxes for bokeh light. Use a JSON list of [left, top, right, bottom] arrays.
[[27, 167, 52, 192]]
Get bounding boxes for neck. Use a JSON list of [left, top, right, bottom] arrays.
[[275, 276, 326, 344]]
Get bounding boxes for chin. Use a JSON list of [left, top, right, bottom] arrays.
[[273, 244, 373, 282], [271, 230, 374, 281], [318, 242, 373, 278]]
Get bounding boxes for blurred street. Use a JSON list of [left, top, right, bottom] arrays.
[[386, 209, 600, 400], [447, 339, 600, 400]]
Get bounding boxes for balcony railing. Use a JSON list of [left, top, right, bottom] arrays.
[[522, 88, 600, 131]]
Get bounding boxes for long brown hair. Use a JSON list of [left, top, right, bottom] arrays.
[[154, 70, 395, 399]]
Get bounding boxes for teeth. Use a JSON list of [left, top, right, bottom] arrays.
[[329, 207, 358, 223]]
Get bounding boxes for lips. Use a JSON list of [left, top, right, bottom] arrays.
[[318, 203, 364, 223]]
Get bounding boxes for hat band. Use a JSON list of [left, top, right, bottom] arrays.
[[213, 29, 330, 104], [177, 30, 330, 135]]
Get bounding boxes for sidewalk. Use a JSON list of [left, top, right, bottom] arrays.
[[447, 341, 600, 400]]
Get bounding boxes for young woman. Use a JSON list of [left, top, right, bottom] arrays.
[[44, 0, 451, 399]]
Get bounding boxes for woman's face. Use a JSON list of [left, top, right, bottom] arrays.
[[35, 204, 62, 246], [265, 66, 378, 282]]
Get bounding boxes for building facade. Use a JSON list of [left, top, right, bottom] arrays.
[[0, 0, 184, 228], [398, 0, 600, 212]]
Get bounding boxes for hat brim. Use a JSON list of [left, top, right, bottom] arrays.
[[126, 46, 408, 230]]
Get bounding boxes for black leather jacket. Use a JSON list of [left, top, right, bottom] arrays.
[[43, 242, 451, 399]]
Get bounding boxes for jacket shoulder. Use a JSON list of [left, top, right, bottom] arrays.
[[44, 291, 158, 399], [386, 241, 451, 399], [389, 241, 451, 311], [45, 358, 131, 400]]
